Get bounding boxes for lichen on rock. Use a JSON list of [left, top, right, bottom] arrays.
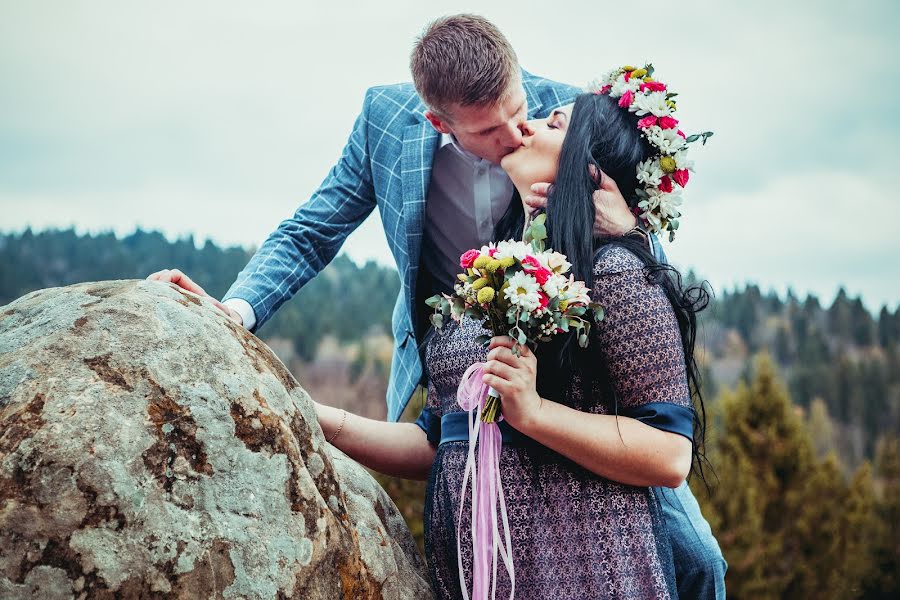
[[0, 280, 434, 599]]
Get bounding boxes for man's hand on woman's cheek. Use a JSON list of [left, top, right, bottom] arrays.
[[522, 167, 637, 237]]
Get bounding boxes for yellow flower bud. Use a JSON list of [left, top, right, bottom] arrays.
[[632, 68, 647, 78], [477, 287, 495, 304], [559, 300, 569, 311], [484, 259, 502, 273], [499, 257, 516, 269], [666, 100, 677, 110], [457, 273, 468, 282], [472, 278, 489, 291], [473, 256, 491, 269], [660, 156, 677, 174], [643, 76, 654, 82], [622, 65, 636, 72]]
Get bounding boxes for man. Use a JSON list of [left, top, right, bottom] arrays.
[[150, 14, 725, 598]]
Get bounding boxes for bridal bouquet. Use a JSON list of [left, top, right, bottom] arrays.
[[426, 214, 605, 422]]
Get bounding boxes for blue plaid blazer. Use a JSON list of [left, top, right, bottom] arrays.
[[224, 71, 581, 421]]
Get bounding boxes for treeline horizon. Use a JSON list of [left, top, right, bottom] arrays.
[[2, 226, 898, 465], [3, 225, 896, 315]]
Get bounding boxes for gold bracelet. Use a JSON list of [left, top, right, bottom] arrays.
[[327, 410, 347, 444]]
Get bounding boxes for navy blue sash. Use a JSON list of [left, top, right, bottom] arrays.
[[426, 402, 694, 447]]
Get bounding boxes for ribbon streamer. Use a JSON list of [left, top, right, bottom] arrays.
[[455, 363, 515, 600]]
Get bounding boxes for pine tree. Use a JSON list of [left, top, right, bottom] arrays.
[[863, 436, 900, 598]]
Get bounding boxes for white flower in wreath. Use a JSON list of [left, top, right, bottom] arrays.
[[646, 126, 686, 154], [637, 158, 664, 187], [504, 271, 542, 312], [631, 91, 671, 117], [611, 75, 642, 97], [643, 189, 682, 221]]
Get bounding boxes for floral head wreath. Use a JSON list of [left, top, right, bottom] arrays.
[[588, 64, 712, 242]]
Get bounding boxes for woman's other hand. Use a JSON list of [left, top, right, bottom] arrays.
[[482, 336, 542, 429]]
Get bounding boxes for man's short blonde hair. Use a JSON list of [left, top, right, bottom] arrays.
[[410, 14, 520, 120]]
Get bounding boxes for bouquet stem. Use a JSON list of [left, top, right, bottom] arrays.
[[481, 388, 501, 423]]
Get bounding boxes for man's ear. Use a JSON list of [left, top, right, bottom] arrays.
[[425, 110, 453, 135]]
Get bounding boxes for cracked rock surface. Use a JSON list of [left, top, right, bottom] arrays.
[[0, 280, 434, 600]]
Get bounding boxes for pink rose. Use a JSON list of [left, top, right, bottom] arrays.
[[673, 169, 690, 188], [538, 292, 550, 309], [677, 130, 686, 139], [618, 91, 634, 108], [459, 249, 480, 269], [533, 268, 551, 285], [521, 255, 541, 270], [600, 84, 612, 94], [637, 115, 658, 129], [659, 116, 679, 130], [624, 71, 633, 82], [640, 81, 667, 93], [659, 176, 673, 193]]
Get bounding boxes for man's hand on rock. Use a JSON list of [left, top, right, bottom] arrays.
[[522, 166, 638, 237], [146, 269, 243, 325]]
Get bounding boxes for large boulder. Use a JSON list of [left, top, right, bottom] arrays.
[[0, 280, 435, 599]]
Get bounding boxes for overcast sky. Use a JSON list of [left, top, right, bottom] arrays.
[[2, 0, 898, 311]]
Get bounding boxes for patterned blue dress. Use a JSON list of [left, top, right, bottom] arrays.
[[416, 246, 693, 599]]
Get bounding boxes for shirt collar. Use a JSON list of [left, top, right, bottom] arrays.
[[440, 133, 490, 165]]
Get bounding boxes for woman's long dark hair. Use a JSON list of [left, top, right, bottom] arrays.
[[496, 92, 710, 481]]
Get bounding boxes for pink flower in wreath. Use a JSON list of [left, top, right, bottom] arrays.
[[659, 116, 679, 130], [640, 81, 667, 93], [638, 115, 658, 129], [659, 176, 673, 193], [673, 169, 690, 188], [618, 90, 634, 108]]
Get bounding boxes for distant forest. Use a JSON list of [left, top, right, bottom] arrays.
[[2, 227, 896, 463], [3, 227, 899, 598]]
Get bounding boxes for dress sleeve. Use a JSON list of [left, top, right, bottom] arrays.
[[591, 246, 694, 441]]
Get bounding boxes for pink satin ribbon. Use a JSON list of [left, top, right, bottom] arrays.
[[455, 363, 515, 600]]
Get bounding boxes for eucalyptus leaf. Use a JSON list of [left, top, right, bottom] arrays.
[[592, 304, 605, 322], [686, 134, 700, 143], [425, 295, 442, 309], [430, 314, 444, 329], [578, 333, 589, 348]]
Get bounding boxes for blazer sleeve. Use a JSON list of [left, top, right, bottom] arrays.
[[222, 89, 378, 331]]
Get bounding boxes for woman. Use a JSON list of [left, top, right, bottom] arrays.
[[317, 81, 708, 598]]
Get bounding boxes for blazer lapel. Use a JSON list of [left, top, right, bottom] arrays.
[[401, 121, 440, 323]]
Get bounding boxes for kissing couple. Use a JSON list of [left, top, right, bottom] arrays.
[[150, 13, 726, 599]]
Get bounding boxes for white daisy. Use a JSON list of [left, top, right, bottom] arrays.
[[646, 127, 686, 155], [611, 75, 642, 97], [504, 271, 541, 312], [495, 240, 530, 261], [636, 158, 663, 187], [631, 91, 671, 118]]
